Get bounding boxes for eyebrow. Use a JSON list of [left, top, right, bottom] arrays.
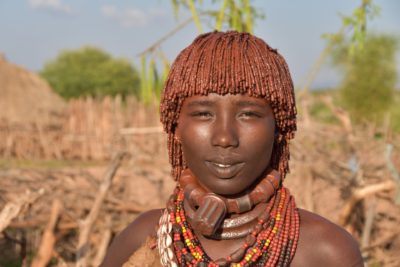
[[186, 100, 214, 107], [235, 100, 266, 108], [186, 99, 267, 108]]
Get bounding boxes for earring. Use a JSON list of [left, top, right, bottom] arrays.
[[174, 135, 181, 143]]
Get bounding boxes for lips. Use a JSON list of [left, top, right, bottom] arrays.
[[205, 160, 245, 179]]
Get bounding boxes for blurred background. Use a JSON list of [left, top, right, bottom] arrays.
[[0, 1, 399, 266]]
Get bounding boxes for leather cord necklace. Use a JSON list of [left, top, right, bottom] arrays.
[[165, 186, 300, 266], [178, 168, 281, 237], [184, 200, 268, 239]]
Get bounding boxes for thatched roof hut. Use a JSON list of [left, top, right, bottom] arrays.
[[0, 54, 65, 125]]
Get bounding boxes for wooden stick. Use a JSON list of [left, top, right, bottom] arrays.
[[31, 199, 62, 267], [76, 152, 126, 267], [362, 230, 400, 251], [361, 197, 376, 249], [338, 180, 395, 226], [0, 189, 44, 233], [35, 121, 50, 159], [137, 16, 193, 57], [9, 219, 78, 230], [320, 95, 353, 136], [92, 217, 112, 267], [385, 143, 400, 204]]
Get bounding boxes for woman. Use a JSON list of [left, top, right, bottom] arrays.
[[101, 31, 363, 267]]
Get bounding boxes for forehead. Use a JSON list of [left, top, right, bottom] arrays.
[[182, 93, 271, 109]]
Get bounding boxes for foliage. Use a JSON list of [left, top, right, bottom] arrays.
[[339, 0, 380, 55], [138, 0, 264, 104], [322, 0, 398, 124], [40, 47, 140, 99], [309, 91, 340, 125], [139, 55, 169, 104], [323, 0, 380, 56], [170, 0, 264, 33], [302, 0, 379, 94], [389, 91, 400, 133], [332, 34, 398, 123]]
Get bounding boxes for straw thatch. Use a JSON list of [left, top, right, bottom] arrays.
[[0, 54, 65, 125]]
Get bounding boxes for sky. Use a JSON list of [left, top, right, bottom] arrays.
[[0, 0, 399, 89]]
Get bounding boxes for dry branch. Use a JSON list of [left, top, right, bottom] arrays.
[[0, 189, 44, 233], [339, 180, 395, 226], [385, 143, 400, 204], [92, 217, 112, 267], [137, 16, 193, 57], [361, 198, 376, 250], [76, 152, 126, 267], [320, 95, 353, 136], [31, 199, 62, 267], [1, 95, 400, 265]]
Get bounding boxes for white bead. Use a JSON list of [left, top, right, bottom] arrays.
[[160, 254, 167, 265], [167, 247, 174, 259], [161, 223, 167, 233], [165, 234, 172, 247]]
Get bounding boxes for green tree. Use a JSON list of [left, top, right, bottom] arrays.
[[40, 47, 140, 99], [333, 34, 398, 123]]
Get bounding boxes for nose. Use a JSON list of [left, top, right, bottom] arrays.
[[211, 115, 239, 148]]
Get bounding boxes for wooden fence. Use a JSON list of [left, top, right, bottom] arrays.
[[0, 96, 164, 161]]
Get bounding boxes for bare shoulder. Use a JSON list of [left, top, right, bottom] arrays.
[[291, 209, 364, 267], [100, 208, 164, 267]]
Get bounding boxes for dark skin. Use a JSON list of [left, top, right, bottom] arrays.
[[101, 94, 364, 267]]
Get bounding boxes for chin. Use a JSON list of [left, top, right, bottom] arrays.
[[205, 180, 250, 196]]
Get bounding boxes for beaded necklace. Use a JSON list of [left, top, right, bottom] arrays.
[[163, 186, 300, 267]]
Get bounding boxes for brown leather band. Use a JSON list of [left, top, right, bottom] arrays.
[[179, 168, 280, 214], [185, 200, 268, 239]]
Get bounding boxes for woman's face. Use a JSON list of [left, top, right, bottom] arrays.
[[176, 93, 276, 196]]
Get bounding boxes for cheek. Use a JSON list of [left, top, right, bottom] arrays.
[[242, 119, 275, 141], [179, 124, 210, 157], [240, 124, 275, 160]]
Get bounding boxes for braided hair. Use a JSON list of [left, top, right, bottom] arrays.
[[160, 31, 297, 181]]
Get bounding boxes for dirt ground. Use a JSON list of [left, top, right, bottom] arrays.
[[1, 122, 399, 267]]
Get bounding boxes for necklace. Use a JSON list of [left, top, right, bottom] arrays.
[[161, 186, 300, 267], [180, 168, 281, 214], [179, 168, 281, 237], [184, 200, 268, 240]]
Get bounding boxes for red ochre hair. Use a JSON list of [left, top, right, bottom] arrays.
[[160, 31, 297, 181]]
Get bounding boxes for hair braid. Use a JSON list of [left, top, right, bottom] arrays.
[[160, 31, 297, 181]]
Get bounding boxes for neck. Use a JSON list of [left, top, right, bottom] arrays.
[[178, 168, 281, 238]]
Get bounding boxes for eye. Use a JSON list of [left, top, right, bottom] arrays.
[[190, 111, 213, 119], [238, 111, 262, 119]]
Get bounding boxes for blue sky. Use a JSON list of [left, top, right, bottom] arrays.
[[0, 0, 399, 89]]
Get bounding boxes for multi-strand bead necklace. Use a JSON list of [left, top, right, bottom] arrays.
[[165, 185, 300, 267]]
